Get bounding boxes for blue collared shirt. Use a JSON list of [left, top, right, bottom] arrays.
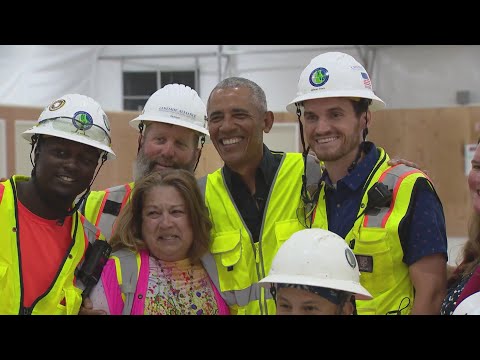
[[323, 142, 447, 265]]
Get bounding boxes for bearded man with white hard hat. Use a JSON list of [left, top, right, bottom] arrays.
[[80, 83, 209, 241], [78, 84, 233, 315]]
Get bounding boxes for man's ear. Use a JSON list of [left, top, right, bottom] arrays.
[[34, 141, 41, 162], [137, 134, 144, 154], [360, 111, 371, 140], [342, 296, 355, 315], [365, 109, 372, 127], [263, 111, 275, 134]]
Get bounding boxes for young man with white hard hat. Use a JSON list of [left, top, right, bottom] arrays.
[[259, 228, 372, 315], [0, 94, 115, 314], [287, 52, 448, 315]]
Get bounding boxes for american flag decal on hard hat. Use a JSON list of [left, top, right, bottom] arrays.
[[361, 72, 372, 89]]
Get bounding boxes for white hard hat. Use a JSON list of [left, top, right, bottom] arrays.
[[286, 52, 386, 113], [259, 228, 372, 300], [130, 83, 209, 137], [452, 292, 480, 315], [22, 94, 116, 160]]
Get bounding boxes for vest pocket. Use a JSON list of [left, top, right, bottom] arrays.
[[210, 230, 252, 291], [54, 287, 83, 315], [354, 228, 395, 295], [274, 219, 304, 247]]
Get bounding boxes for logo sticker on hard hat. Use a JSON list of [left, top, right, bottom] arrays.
[[49, 99, 66, 111], [309, 67, 329, 87], [345, 248, 357, 269], [73, 111, 93, 131]]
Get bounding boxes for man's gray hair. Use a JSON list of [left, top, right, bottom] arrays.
[[208, 77, 268, 113]]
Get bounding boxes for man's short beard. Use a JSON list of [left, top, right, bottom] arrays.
[[133, 149, 153, 182], [133, 148, 197, 182]]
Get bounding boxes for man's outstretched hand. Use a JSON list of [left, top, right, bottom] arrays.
[[310, 153, 423, 172], [388, 158, 422, 171]]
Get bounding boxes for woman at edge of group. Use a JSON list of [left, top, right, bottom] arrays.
[[441, 142, 480, 314], [88, 168, 230, 315]]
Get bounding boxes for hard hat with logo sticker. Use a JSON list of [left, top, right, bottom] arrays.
[[259, 228, 372, 300], [286, 51, 386, 113], [130, 83, 209, 137], [452, 292, 480, 315], [22, 93, 116, 160]]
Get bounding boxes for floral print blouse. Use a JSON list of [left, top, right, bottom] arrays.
[[144, 256, 219, 315]]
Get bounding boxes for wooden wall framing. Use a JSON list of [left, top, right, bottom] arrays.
[[1, 104, 477, 237]]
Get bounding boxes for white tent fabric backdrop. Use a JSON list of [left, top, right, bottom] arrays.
[[0, 45, 102, 107], [1, 45, 480, 112]]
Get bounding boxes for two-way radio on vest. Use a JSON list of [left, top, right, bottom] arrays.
[[75, 239, 112, 298]]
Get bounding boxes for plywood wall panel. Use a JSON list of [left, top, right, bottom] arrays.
[[1, 104, 477, 238], [370, 108, 471, 237], [195, 143, 223, 178], [91, 111, 139, 191], [0, 105, 41, 177]]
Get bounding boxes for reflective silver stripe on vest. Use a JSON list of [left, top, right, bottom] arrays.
[[98, 213, 118, 241], [364, 165, 414, 228], [112, 248, 138, 315], [78, 194, 87, 214], [82, 216, 99, 245], [248, 282, 274, 307], [202, 249, 274, 310], [234, 283, 274, 314], [97, 184, 129, 240], [197, 176, 207, 200], [209, 280, 273, 310], [201, 252, 237, 306]]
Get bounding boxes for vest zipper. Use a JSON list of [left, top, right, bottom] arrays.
[[20, 306, 32, 315]]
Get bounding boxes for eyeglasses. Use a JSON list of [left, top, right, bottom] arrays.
[[38, 117, 111, 146]]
